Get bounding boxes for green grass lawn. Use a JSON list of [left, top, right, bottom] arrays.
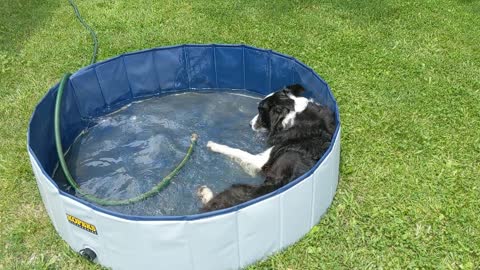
[[1, 0, 479, 269]]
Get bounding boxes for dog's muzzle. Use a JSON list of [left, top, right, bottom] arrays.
[[250, 115, 259, 131], [250, 114, 267, 132]]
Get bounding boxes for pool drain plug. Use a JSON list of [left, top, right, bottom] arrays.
[[79, 248, 97, 262]]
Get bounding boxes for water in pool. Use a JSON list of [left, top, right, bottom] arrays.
[[54, 90, 267, 216]]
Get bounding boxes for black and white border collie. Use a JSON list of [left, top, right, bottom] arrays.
[[197, 84, 335, 212]]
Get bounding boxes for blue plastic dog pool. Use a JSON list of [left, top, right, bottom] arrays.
[[28, 44, 341, 270]]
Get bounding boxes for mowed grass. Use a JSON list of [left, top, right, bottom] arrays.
[[1, 0, 479, 269]]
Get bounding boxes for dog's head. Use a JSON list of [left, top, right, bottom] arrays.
[[250, 84, 308, 133]]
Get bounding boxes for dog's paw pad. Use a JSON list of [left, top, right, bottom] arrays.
[[197, 185, 213, 205]]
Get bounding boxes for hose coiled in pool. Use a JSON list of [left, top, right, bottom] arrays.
[[54, 1, 198, 206]]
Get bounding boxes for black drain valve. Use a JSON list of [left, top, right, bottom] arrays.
[[79, 248, 97, 262]]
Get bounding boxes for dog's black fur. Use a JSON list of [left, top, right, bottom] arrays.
[[201, 84, 335, 212]]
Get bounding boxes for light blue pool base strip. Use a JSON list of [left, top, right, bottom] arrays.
[[27, 44, 341, 270]]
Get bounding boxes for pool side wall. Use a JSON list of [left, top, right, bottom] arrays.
[[29, 129, 339, 270]]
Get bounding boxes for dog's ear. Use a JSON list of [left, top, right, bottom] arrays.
[[286, 84, 305, 96], [271, 107, 290, 131]]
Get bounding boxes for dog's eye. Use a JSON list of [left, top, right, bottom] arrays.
[[274, 107, 283, 114]]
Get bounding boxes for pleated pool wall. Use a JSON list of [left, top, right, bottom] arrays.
[[28, 44, 341, 270]]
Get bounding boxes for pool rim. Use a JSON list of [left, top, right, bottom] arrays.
[[27, 44, 341, 221]]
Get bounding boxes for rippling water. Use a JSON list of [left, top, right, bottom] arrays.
[[54, 90, 268, 216]]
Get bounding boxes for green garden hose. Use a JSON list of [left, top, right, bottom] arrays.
[[67, 0, 98, 65], [55, 1, 198, 206]]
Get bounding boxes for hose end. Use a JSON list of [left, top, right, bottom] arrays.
[[191, 133, 199, 142]]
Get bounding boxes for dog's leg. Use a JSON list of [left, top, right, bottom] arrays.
[[207, 141, 272, 177], [199, 183, 258, 211]]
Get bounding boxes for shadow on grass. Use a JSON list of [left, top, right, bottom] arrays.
[[458, 0, 480, 14], [193, 0, 402, 25], [0, 0, 58, 53]]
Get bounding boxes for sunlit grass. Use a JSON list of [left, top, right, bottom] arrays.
[[1, 0, 479, 269]]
